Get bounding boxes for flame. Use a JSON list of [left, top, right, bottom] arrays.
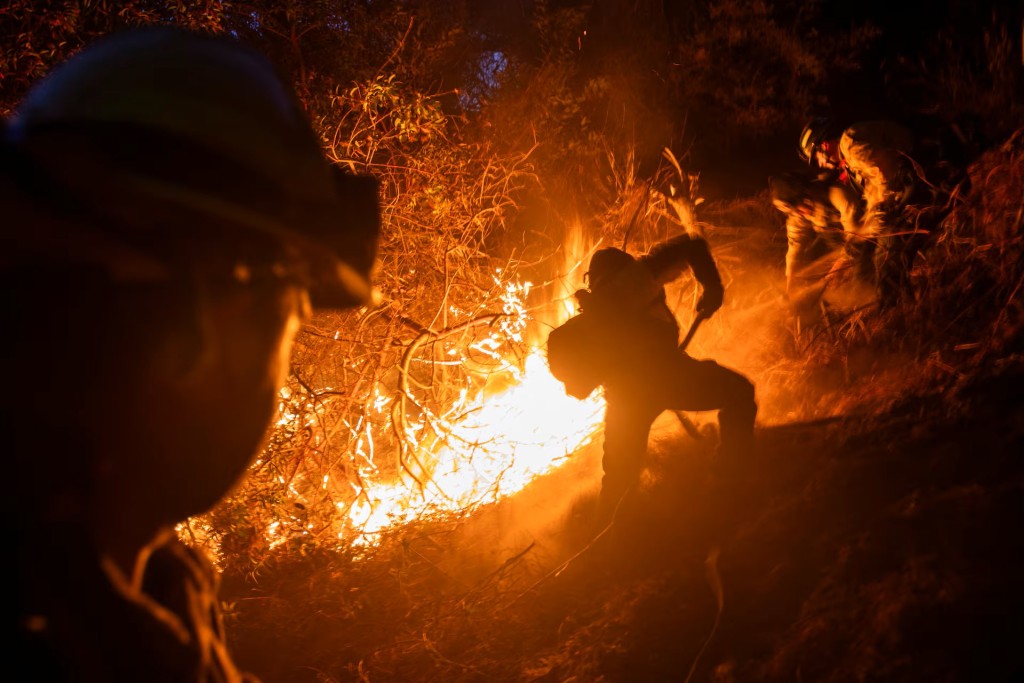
[[182, 223, 605, 556], [347, 350, 605, 542], [344, 220, 603, 545]]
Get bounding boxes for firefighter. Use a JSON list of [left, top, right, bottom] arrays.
[[551, 236, 757, 519], [798, 117, 924, 308], [3, 28, 380, 680]]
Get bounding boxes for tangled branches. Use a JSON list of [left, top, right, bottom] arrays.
[[196, 74, 542, 573]]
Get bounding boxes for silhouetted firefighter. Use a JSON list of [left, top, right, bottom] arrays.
[[547, 235, 757, 519], [4, 28, 380, 680]]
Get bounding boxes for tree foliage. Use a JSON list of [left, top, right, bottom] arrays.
[[667, 0, 879, 148], [0, 0, 225, 115]]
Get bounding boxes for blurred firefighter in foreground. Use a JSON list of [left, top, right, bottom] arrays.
[[798, 117, 970, 309], [2, 28, 380, 681], [547, 235, 757, 519]]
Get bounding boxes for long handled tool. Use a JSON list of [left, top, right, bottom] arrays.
[[674, 311, 709, 440], [678, 310, 709, 353]]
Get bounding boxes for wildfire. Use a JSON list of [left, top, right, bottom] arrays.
[[347, 348, 605, 542], [334, 226, 603, 546], [183, 227, 605, 557]]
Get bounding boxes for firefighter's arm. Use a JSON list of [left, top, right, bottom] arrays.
[[785, 215, 817, 294], [642, 234, 724, 316]]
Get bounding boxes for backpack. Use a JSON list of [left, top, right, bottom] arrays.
[[545, 312, 607, 400]]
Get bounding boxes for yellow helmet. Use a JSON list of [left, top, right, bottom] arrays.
[[798, 117, 833, 163]]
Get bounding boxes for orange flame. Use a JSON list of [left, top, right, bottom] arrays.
[[184, 224, 605, 557], [347, 349, 604, 543], [343, 221, 602, 545]]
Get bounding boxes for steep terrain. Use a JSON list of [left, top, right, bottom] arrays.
[[224, 360, 1023, 682], [224, 133, 1023, 683]]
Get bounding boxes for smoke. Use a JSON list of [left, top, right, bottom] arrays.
[[409, 442, 605, 585], [527, 219, 599, 344], [677, 216, 843, 427]]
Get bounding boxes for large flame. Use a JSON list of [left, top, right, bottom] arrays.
[[342, 221, 603, 545], [185, 224, 605, 555], [347, 350, 605, 542]]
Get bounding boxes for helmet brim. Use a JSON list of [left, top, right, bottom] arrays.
[[123, 170, 379, 309]]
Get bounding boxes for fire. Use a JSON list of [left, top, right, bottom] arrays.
[[183, 225, 604, 557], [347, 349, 605, 542], [330, 223, 604, 546]]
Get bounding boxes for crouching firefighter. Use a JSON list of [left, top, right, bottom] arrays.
[[546, 235, 758, 519], [770, 171, 859, 317]]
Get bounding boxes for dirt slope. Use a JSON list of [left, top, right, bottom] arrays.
[[225, 358, 1024, 683], [521, 365, 1024, 683], [226, 134, 1023, 681]]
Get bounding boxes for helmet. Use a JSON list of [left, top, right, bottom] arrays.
[[586, 247, 636, 289], [798, 116, 833, 163], [5, 27, 378, 308]]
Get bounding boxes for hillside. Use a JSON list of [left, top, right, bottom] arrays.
[[221, 132, 1024, 682]]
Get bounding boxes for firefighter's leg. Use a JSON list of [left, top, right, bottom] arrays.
[[785, 216, 812, 296], [661, 356, 757, 472], [786, 216, 827, 322], [599, 398, 658, 521], [851, 204, 883, 285], [829, 195, 876, 291], [866, 167, 918, 307], [876, 233, 912, 309]]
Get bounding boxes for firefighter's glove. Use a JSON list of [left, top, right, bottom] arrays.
[[697, 282, 724, 318]]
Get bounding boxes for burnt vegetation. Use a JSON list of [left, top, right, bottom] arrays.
[[4, 1, 1022, 681]]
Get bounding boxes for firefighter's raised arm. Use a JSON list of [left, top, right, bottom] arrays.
[[641, 234, 724, 316]]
